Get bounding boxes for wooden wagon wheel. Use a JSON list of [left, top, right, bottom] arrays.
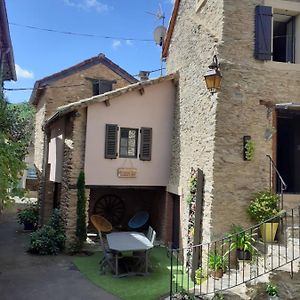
[[93, 194, 125, 226]]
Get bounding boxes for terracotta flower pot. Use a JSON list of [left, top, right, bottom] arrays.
[[210, 269, 223, 279]]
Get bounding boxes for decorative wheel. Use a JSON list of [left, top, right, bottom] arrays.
[[93, 194, 125, 226]]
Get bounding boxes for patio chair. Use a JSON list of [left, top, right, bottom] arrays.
[[146, 226, 156, 245], [90, 215, 116, 274], [128, 211, 149, 230]]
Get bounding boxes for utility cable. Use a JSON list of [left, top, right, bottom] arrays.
[[4, 68, 166, 92], [9, 22, 153, 42]]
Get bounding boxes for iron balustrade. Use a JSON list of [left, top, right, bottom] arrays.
[[169, 207, 300, 298]]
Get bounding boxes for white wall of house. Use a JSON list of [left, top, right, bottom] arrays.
[[84, 80, 175, 186], [48, 118, 65, 183]]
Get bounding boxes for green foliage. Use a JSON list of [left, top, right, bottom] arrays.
[[28, 209, 65, 255], [208, 253, 227, 271], [189, 175, 197, 194], [248, 191, 280, 222], [17, 204, 38, 225], [245, 139, 255, 161], [0, 100, 34, 210], [76, 171, 87, 246], [225, 224, 257, 256], [266, 283, 279, 296], [195, 267, 207, 284], [213, 293, 225, 300], [6, 102, 35, 160]]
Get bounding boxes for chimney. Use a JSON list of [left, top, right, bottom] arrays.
[[138, 71, 150, 81]]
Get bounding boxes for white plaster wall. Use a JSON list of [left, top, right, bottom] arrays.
[[84, 80, 176, 186]]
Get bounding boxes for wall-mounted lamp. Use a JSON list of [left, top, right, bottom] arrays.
[[204, 55, 222, 94]]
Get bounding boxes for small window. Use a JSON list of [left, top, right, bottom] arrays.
[[92, 80, 114, 96], [119, 128, 138, 158], [273, 13, 295, 63]]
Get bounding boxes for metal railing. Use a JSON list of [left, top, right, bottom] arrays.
[[169, 207, 300, 298], [266, 154, 287, 211]]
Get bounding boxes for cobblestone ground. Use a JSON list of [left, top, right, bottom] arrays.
[[0, 204, 120, 300]]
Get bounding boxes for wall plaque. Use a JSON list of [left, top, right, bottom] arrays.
[[117, 168, 137, 178]]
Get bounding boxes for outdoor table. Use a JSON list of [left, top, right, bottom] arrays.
[[106, 231, 153, 277]]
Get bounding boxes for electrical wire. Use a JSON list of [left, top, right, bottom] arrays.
[[9, 22, 153, 42], [4, 68, 166, 92]]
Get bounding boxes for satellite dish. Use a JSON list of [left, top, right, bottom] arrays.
[[153, 25, 167, 46]]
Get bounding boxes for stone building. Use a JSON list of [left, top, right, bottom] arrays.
[[30, 53, 137, 223], [42, 74, 177, 248], [163, 0, 300, 246]]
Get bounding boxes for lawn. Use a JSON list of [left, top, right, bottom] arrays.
[[73, 246, 174, 300]]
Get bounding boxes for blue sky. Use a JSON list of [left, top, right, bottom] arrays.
[[5, 0, 174, 103]]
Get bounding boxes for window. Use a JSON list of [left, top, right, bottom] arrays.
[[104, 124, 152, 160], [255, 5, 298, 63], [92, 80, 114, 96], [119, 128, 138, 158]]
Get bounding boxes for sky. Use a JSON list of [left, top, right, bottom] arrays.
[[5, 0, 174, 103]]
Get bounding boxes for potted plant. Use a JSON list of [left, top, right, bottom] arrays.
[[208, 252, 227, 279], [247, 191, 280, 242], [17, 204, 38, 230], [266, 283, 279, 299], [226, 224, 257, 260]]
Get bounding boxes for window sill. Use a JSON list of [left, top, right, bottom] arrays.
[[264, 61, 300, 72]]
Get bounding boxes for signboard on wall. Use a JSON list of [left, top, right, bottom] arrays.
[[117, 168, 137, 178]]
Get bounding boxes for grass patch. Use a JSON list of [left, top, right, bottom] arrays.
[[73, 247, 173, 300]]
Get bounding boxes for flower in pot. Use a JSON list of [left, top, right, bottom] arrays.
[[266, 283, 279, 299], [226, 224, 257, 261], [208, 252, 227, 279], [247, 191, 280, 242], [17, 204, 39, 230]]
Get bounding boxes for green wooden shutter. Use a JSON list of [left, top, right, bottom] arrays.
[[105, 124, 118, 159], [140, 127, 152, 161]]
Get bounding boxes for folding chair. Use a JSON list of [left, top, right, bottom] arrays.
[[90, 215, 116, 274]]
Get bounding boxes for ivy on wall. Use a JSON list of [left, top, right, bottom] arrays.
[[186, 168, 198, 268]]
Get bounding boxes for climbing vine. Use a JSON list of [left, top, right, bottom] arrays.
[[186, 168, 198, 268]]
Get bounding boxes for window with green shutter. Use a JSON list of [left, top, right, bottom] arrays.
[[140, 127, 152, 161], [105, 124, 118, 159]]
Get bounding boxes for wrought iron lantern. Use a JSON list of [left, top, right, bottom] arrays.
[[204, 55, 222, 94]]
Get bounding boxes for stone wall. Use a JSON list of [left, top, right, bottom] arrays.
[[59, 108, 90, 248], [166, 0, 224, 244], [167, 0, 300, 244]]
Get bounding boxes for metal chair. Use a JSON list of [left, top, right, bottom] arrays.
[[128, 211, 149, 230], [90, 215, 116, 274]]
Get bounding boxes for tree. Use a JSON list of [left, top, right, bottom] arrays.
[[0, 100, 34, 211]]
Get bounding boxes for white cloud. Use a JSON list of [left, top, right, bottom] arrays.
[[125, 40, 134, 46], [64, 0, 111, 13], [112, 40, 121, 49], [15, 64, 34, 79]]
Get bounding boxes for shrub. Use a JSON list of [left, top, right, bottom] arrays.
[[208, 253, 227, 271], [247, 191, 280, 223], [266, 283, 279, 296], [17, 204, 38, 225], [28, 209, 65, 255]]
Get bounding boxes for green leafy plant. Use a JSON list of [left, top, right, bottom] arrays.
[[195, 267, 207, 284], [213, 293, 224, 300], [245, 139, 255, 161], [17, 204, 38, 225], [208, 252, 227, 271], [76, 171, 87, 247], [28, 209, 65, 255], [266, 283, 279, 296], [248, 191, 280, 223], [225, 224, 257, 256], [189, 175, 197, 194]]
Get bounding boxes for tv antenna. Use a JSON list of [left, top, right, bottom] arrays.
[[146, 4, 165, 25]]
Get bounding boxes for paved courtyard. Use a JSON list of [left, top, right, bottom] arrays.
[[0, 205, 120, 300]]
